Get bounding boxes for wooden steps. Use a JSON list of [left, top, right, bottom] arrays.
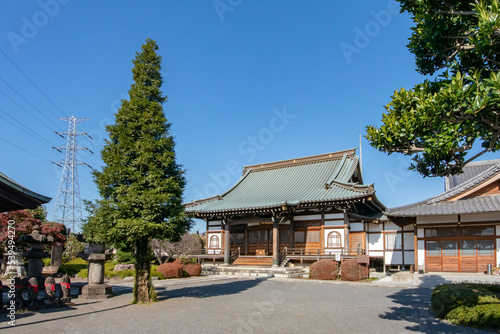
[[232, 256, 274, 267]]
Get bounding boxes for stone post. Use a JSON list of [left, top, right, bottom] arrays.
[[80, 244, 112, 299]]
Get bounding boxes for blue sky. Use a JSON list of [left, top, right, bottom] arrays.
[[0, 1, 497, 233]]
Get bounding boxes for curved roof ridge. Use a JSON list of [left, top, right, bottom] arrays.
[[242, 148, 357, 174]]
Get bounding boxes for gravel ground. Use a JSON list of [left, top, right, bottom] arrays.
[[0, 276, 492, 334]]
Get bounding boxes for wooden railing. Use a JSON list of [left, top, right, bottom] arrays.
[[231, 247, 240, 264], [286, 248, 366, 257], [279, 247, 288, 266]]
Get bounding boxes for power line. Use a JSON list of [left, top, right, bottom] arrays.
[[0, 136, 51, 163], [26, 46, 82, 116], [0, 8, 73, 117], [0, 109, 55, 147], [0, 75, 60, 129], [0, 48, 66, 119], [0, 62, 57, 125], [0, 86, 56, 132]]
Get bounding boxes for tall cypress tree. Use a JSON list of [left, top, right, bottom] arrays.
[[84, 39, 191, 303]]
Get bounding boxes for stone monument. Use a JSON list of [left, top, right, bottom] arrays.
[[80, 244, 112, 299]]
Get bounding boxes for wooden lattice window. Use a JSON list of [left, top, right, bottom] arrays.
[[209, 235, 220, 249], [327, 231, 342, 248]]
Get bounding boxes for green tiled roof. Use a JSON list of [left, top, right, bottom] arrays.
[[186, 149, 383, 215]]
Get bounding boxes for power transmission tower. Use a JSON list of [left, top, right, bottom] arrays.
[[52, 116, 93, 233]]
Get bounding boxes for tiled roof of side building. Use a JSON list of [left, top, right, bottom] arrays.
[[185, 148, 385, 215], [387, 159, 500, 217], [445, 159, 500, 190]]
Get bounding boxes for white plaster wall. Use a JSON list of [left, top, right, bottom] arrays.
[[385, 251, 403, 265], [496, 225, 500, 235], [461, 213, 500, 223], [368, 233, 384, 251], [368, 223, 383, 232], [417, 215, 457, 224], [323, 228, 344, 249], [294, 214, 321, 221], [368, 250, 384, 257], [384, 222, 400, 231], [350, 222, 364, 232], [417, 228, 424, 238], [417, 240, 425, 266], [497, 238, 500, 267], [404, 251, 415, 265], [403, 232, 414, 250], [325, 213, 343, 220]]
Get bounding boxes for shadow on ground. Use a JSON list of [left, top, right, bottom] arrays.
[[154, 278, 264, 301], [379, 275, 491, 333]]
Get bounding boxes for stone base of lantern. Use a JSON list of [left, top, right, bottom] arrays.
[[79, 284, 113, 299]]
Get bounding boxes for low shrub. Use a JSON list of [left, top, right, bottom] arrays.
[[78, 263, 165, 280], [151, 266, 165, 280], [340, 259, 368, 281], [157, 262, 183, 278], [77, 268, 88, 278], [431, 283, 500, 329], [58, 258, 88, 276], [309, 259, 339, 280], [43, 258, 51, 267], [184, 263, 202, 277]]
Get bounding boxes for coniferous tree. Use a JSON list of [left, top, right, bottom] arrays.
[[83, 39, 191, 303]]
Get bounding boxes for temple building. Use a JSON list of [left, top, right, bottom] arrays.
[[185, 148, 387, 267], [186, 149, 500, 273]]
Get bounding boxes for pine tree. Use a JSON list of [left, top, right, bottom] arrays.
[[84, 39, 191, 303]]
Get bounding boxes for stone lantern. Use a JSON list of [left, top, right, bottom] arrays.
[[20, 225, 53, 279]]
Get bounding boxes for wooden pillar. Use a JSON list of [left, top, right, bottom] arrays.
[[343, 211, 350, 254], [244, 225, 249, 255], [272, 216, 279, 266], [290, 216, 295, 248], [223, 219, 231, 265], [204, 218, 209, 252]]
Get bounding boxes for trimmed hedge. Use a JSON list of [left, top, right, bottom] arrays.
[[309, 259, 339, 280], [431, 283, 500, 330], [340, 259, 369, 281], [157, 262, 183, 278], [184, 263, 202, 277]]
